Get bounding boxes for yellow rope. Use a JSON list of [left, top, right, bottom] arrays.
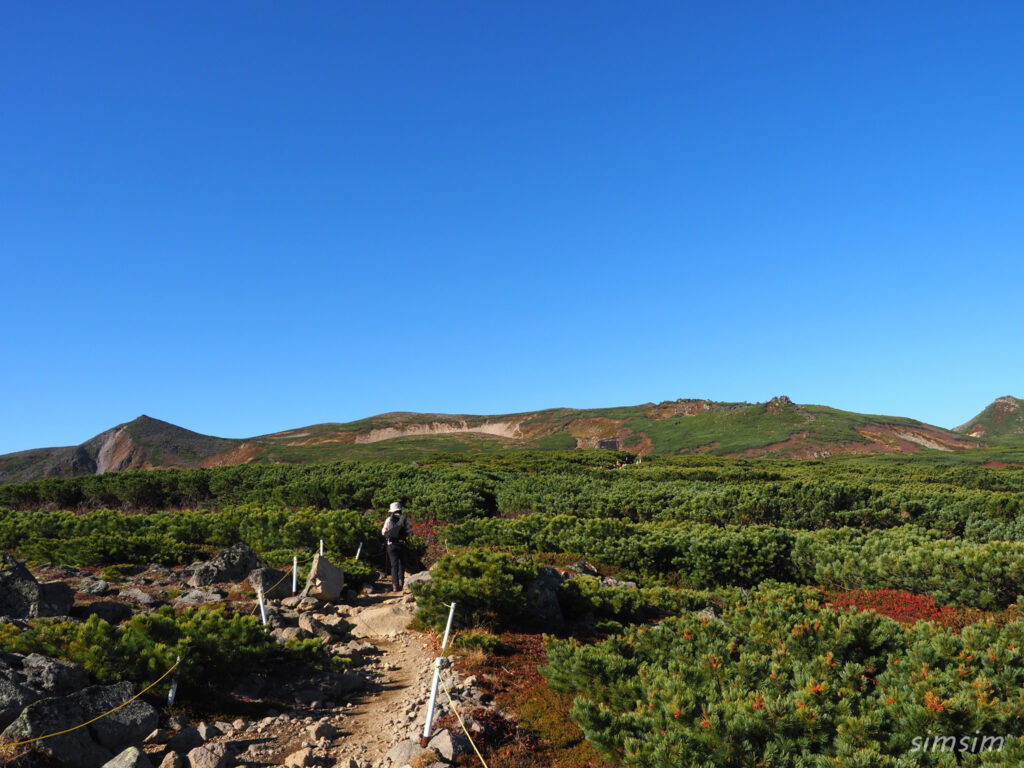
[[438, 674, 490, 768], [0, 657, 183, 751], [248, 552, 317, 616]]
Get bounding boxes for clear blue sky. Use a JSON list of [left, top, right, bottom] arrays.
[[3, 2, 1023, 453]]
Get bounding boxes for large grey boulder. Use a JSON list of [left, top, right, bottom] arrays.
[[247, 566, 292, 599], [0, 652, 89, 729], [188, 542, 260, 587], [0, 555, 74, 618], [427, 728, 469, 761], [102, 746, 155, 768], [386, 738, 433, 766], [187, 742, 229, 768], [404, 570, 433, 590], [165, 725, 203, 754], [300, 554, 344, 602], [349, 604, 415, 638], [172, 589, 223, 607], [0, 681, 158, 768], [526, 566, 566, 631], [73, 600, 135, 624]]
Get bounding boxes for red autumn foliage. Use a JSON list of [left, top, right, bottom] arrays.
[[823, 588, 983, 629]]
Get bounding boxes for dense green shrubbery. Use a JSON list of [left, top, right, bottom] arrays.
[[0, 504, 385, 566], [0, 606, 297, 692], [447, 518, 1024, 608], [412, 550, 539, 631], [5, 453, 1024, 542], [447, 516, 797, 587], [557, 577, 732, 624], [792, 526, 1024, 609], [544, 583, 1024, 767]]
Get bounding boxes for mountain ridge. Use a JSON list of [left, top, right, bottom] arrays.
[[2, 396, 1008, 484]]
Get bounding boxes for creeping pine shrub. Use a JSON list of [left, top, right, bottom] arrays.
[[0, 606, 283, 692], [411, 549, 538, 631], [543, 582, 1024, 768], [453, 631, 510, 654]]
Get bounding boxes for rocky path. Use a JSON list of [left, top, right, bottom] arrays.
[[225, 592, 444, 768], [2, 552, 490, 768]]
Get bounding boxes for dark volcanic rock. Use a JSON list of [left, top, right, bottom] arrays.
[[72, 600, 135, 624], [1, 681, 158, 768], [188, 542, 260, 587], [0, 555, 74, 618], [526, 566, 566, 631], [247, 566, 292, 599]]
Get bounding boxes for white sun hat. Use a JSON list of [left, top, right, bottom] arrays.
[[389, 502, 403, 513]]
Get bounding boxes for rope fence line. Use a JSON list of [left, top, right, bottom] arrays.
[[438, 674, 490, 768], [247, 550, 318, 617], [0, 657, 183, 752]]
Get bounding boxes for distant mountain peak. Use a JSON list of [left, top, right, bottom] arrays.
[[955, 396, 1024, 439], [0, 396, 999, 485]]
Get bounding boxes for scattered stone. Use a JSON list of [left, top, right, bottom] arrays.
[[165, 726, 204, 754], [157, 752, 185, 768], [569, 561, 598, 576], [144, 727, 171, 744], [298, 613, 336, 643], [78, 579, 111, 595], [102, 746, 155, 768], [386, 739, 433, 767], [403, 570, 432, 589], [120, 588, 158, 606], [280, 595, 303, 608], [0, 555, 74, 618], [172, 589, 223, 607], [186, 742, 229, 768], [427, 728, 467, 761], [272, 626, 309, 643], [187, 542, 260, 588], [196, 721, 222, 740], [284, 747, 314, 767], [308, 720, 338, 740], [300, 554, 345, 602], [601, 576, 637, 589]]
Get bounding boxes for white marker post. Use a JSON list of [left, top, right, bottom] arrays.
[[167, 655, 182, 706], [292, 556, 298, 594], [257, 588, 267, 626], [355, 542, 363, 561], [319, 539, 324, 556], [421, 602, 456, 747]]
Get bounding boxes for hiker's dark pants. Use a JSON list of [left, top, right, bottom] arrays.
[[386, 542, 405, 590]]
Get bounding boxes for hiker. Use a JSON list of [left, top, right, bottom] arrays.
[[382, 502, 412, 591]]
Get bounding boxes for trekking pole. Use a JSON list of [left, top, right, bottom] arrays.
[[421, 602, 456, 747]]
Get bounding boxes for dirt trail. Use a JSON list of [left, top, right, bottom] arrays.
[[328, 634, 436, 766], [230, 590, 439, 768]]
